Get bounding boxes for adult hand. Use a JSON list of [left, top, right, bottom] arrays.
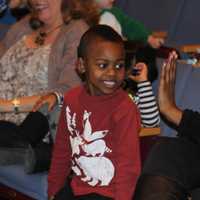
[[148, 35, 164, 49], [128, 62, 148, 83], [32, 93, 57, 112], [158, 51, 182, 125]]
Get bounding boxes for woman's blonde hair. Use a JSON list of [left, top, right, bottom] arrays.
[[28, 0, 99, 29]]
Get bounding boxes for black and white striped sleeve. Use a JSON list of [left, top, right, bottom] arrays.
[[135, 81, 160, 127]]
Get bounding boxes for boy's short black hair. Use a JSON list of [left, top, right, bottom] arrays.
[[77, 24, 124, 59]]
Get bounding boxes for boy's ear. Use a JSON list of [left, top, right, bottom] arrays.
[[76, 58, 86, 74]]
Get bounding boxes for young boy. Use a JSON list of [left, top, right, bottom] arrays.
[[96, 0, 164, 49], [97, 0, 161, 127], [48, 25, 141, 200]]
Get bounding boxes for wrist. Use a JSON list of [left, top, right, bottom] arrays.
[[52, 92, 64, 107], [161, 106, 183, 126], [11, 98, 20, 114]]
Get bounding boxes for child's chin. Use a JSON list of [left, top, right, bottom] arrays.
[[103, 88, 118, 95]]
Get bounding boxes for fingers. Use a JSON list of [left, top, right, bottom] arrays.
[[160, 51, 177, 96], [48, 102, 55, 112], [135, 62, 146, 69], [153, 38, 164, 49], [32, 95, 49, 112], [32, 98, 46, 112], [32, 94, 57, 112], [158, 38, 164, 46], [168, 51, 177, 82]]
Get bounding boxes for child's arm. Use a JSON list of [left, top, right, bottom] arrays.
[[48, 101, 72, 197], [111, 7, 150, 42], [147, 34, 164, 49], [106, 7, 164, 48], [114, 103, 141, 200], [128, 63, 160, 127]]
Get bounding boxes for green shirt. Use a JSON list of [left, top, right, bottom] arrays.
[[101, 6, 151, 42]]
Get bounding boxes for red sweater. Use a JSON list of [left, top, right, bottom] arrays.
[[48, 85, 141, 200]]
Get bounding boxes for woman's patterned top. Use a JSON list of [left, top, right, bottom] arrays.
[[0, 36, 51, 124]]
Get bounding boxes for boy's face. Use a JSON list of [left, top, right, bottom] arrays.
[[96, 0, 115, 9], [79, 38, 125, 96]]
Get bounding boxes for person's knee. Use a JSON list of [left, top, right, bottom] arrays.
[[142, 138, 180, 173], [133, 175, 188, 200]]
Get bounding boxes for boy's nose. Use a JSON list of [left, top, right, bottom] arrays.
[[106, 66, 116, 76]]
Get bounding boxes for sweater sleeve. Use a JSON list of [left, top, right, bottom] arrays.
[[114, 103, 141, 200], [136, 81, 160, 127], [47, 20, 89, 94], [99, 12, 123, 36], [110, 6, 151, 42], [48, 101, 72, 197], [177, 109, 200, 141]]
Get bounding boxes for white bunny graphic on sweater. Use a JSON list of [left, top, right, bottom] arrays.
[[66, 106, 114, 186]]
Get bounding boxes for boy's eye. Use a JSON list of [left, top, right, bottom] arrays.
[[98, 63, 108, 69], [115, 63, 125, 69]]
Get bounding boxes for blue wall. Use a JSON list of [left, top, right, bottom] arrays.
[[116, 0, 200, 46]]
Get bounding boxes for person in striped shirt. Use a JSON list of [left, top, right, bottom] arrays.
[[127, 62, 160, 127]]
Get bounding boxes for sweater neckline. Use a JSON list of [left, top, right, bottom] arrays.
[[81, 84, 124, 103]]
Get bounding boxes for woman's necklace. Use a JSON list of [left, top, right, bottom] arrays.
[[35, 24, 63, 46]]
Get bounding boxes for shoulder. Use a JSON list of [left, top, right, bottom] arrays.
[[57, 19, 89, 44], [99, 10, 122, 35], [63, 85, 83, 102], [51, 19, 89, 55], [100, 11, 117, 21], [114, 90, 139, 118], [8, 15, 31, 33], [0, 15, 31, 53], [114, 89, 137, 110], [62, 19, 89, 34]]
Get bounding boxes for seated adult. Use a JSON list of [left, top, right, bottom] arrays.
[[133, 51, 200, 200], [0, 0, 99, 165]]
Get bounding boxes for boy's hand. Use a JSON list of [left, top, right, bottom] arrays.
[[128, 62, 148, 83]]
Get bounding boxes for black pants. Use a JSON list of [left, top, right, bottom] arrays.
[[54, 180, 113, 200], [133, 137, 200, 200]]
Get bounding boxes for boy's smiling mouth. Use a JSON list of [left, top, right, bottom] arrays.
[[103, 80, 116, 87]]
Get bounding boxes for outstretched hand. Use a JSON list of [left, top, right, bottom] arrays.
[[32, 93, 57, 112], [158, 51, 182, 125]]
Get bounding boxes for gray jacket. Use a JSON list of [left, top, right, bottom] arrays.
[[0, 15, 89, 93]]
